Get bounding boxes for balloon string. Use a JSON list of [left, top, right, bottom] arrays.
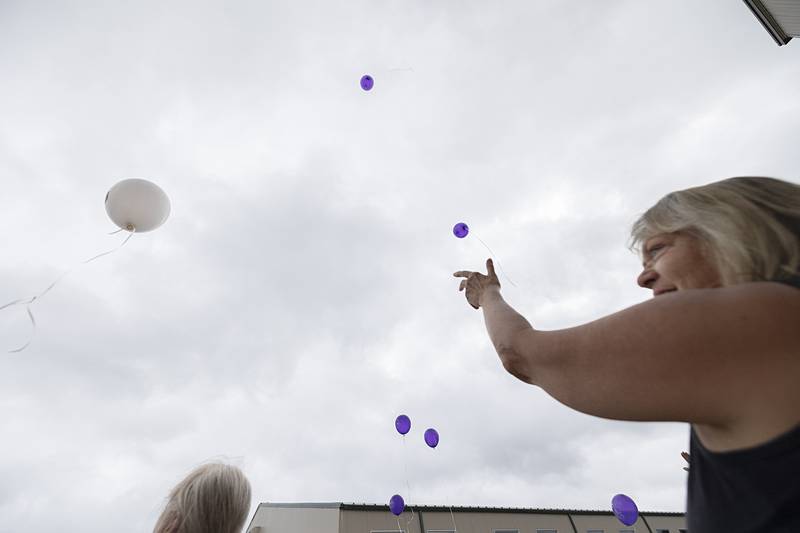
[[440, 456, 457, 533], [83, 228, 135, 263], [434, 447, 458, 533], [1, 227, 136, 353], [473, 233, 518, 288], [401, 436, 415, 529]]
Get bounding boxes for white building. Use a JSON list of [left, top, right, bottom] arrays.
[[246, 502, 687, 533]]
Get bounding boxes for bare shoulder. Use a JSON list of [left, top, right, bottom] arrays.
[[729, 281, 800, 349], [748, 278, 800, 301], [697, 281, 800, 451], [523, 281, 800, 432]]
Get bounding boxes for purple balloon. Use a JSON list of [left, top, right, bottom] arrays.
[[611, 494, 639, 526], [360, 75, 374, 91], [424, 428, 439, 448], [395, 415, 411, 435], [389, 494, 405, 516], [453, 222, 469, 238]]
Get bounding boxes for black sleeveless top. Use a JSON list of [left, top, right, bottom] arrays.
[[686, 274, 800, 532]]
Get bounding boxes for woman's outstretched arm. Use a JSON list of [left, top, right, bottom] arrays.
[[486, 282, 800, 429], [458, 260, 800, 429]]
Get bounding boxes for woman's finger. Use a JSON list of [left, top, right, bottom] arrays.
[[486, 258, 499, 280], [453, 271, 473, 278], [459, 280, 466, 291]]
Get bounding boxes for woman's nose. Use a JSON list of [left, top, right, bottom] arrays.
[[637, 268, 657, 289]]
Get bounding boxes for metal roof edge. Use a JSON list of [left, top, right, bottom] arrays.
[[256, 502, 683, 517], [245, 502, 265, 532], [261, 502, 344, 509], [743, 0, 792, 46]]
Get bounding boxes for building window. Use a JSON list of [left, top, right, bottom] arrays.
[[370, 530, 405, 533], [428, 531, 456, 533], [679, 530, 687, 533], [494, 530, 520, 533], [655, 530, 670, 533], [619, 530, 635, 533], [536, 530, 558, 533], [588, 530, 605, 533]]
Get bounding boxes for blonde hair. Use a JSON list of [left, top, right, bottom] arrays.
[[628, 176, 800, 286], [154, 462, 252, 533]]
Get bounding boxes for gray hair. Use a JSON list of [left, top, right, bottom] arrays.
[[154, 462, 252, 533], [628, 176, 800, 286]]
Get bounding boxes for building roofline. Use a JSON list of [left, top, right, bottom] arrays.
[[742, 0, 792, 46], [257, 501, 685, 517], [261, 502, 344, 509]]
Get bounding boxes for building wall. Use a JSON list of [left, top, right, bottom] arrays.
[[248, 505, 340, 533], [641, 515, 687, 532], [571, 513, 686, 532], [340, 509, 423, 533], [415, 510, 571, 533], [252, 506, 687, 533]]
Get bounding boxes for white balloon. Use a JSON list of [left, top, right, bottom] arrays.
[[105, 178, 171, 232]]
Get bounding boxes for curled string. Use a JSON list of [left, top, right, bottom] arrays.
[[82, 228, 135, 263], [473, 233, 518, 288], [1, 227, 136, 353]]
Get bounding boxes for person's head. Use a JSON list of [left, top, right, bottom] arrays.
[[629, 176, 800, 296], [153, 462, 252, 533]]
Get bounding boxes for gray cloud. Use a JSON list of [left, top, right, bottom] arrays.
[[0, 1, 798, 532]]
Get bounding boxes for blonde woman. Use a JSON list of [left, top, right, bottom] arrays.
[[154, 462, 252, 533], [455, 177, 800, 532]]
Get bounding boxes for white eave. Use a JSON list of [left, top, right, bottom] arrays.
[[743, 0, 800, 46]]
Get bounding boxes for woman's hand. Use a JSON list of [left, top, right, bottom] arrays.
[[454, 258, 502, 309]]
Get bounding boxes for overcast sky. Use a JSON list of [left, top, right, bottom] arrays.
[[1, 1, 799, 532]]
